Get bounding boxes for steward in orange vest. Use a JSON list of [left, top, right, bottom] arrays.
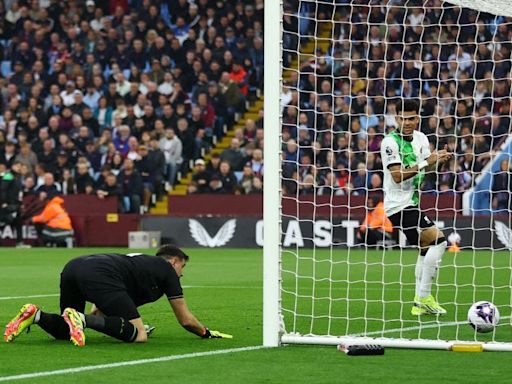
[[32, 196, 74, 246], [358, 199, 394, 246]]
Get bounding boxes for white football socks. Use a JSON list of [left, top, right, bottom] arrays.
[[419, 241, 447, 299], [415, 254, 424, 298]]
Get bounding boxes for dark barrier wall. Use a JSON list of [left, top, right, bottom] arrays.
[[141, 215, 511, 249], [23, 194, 118, 218], [70, 214, 140, 246], [0, 194, 465, 246], [63, 195, 118, 215], [168, 195, 263, 216], [0, 215, 139, 246], [63, 196, 140, 246], [0, 195, 140, 246], [167, 194, 461, 217]]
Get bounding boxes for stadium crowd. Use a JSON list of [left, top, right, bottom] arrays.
[[278, 1, 512, 202], [0, 0, 264, 213], [0, 0, 511, 214]]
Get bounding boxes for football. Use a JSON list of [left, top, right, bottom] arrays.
[[468, 301, 500, 333]]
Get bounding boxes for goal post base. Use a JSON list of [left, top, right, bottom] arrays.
[[281, 335, 512, 352]]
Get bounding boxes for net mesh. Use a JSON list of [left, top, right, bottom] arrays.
[[279, 0, 512, 345]]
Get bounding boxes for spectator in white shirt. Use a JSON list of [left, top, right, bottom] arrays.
[[115, 73, 131, 97], [133, 94, 147, 118], [158, 72, 175, 96], [448, 46, 473, 73], [159, 127, 183, 190], [89, 7, 104, 32], [60, 81, 77, 107], [407, 7, 424, 27]]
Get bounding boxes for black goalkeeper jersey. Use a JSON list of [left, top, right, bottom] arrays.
[[70, 253, 183, 307]]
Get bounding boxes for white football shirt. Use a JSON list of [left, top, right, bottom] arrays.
[[380, 130, 431, 216]]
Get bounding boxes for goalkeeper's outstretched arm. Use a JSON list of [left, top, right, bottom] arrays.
[[169, 298, 232, 338]]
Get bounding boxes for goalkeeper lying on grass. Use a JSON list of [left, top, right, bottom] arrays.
[[4, 244, 232, 347]]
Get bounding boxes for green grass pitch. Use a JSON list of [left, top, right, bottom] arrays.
[[0, 247, 511, 383]]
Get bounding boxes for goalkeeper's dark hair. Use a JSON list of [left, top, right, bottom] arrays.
[[398, 99, 420, 114], [156, 244, 189, 261]]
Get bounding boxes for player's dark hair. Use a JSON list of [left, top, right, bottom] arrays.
[[156, 244, 189, 261], [398, 99, 420, 114]]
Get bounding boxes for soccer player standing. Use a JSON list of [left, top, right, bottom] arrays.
[[4, 245, 231, 346], [380, 100, 452, 315]]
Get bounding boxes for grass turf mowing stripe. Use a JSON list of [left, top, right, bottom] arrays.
[[0, 346, 266, 382]]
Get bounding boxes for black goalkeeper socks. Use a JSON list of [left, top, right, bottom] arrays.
[[33, 311, 137, 343], [84, 314, 138, 342], [37, 311, 70, 340], [83, 313, 105, 329]]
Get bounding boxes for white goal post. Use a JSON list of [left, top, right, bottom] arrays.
[[263, 0, 282, 347], [263, 0, 512, 351]]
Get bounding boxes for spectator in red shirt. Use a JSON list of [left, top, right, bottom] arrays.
[[197, 92, 216, 131], [229, 62, 248, 95]]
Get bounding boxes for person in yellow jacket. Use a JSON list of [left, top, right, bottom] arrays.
[[358, 196, 394, 247], [31, 196, 74, 247]]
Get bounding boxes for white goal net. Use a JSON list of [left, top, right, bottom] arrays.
[[264, 0, 512, 351]]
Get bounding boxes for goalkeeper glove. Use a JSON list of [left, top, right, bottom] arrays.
[[202, 327, 233, 339]]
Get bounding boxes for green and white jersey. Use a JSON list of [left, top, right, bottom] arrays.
[[380, 130, 431, 216]]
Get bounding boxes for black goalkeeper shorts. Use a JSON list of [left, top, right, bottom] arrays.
[[388, 205, 435, 246], [59, 258, 140, 320]]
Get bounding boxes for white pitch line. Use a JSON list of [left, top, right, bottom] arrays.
[[0, 345, 265, 382], [0, 286, 503, 301], [0, 294, 59, 301], [182, 285, 260, 289], [349, 315, 512, 337], [0, 287, 261, 301]]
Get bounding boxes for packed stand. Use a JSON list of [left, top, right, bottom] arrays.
[[280, 1, 512, 202], [0, 0, 265, 210]]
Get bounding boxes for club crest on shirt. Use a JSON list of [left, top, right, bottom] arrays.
[[385, 146, 393, 156]]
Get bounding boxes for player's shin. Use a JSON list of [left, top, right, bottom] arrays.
[[415, 251, 426, 298], [84, 314, 138, 342], [37, 311, 70, 340], [419, 240, 447, 298]]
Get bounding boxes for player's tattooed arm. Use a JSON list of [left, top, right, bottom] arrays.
[[388, 163, 423, 183]]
